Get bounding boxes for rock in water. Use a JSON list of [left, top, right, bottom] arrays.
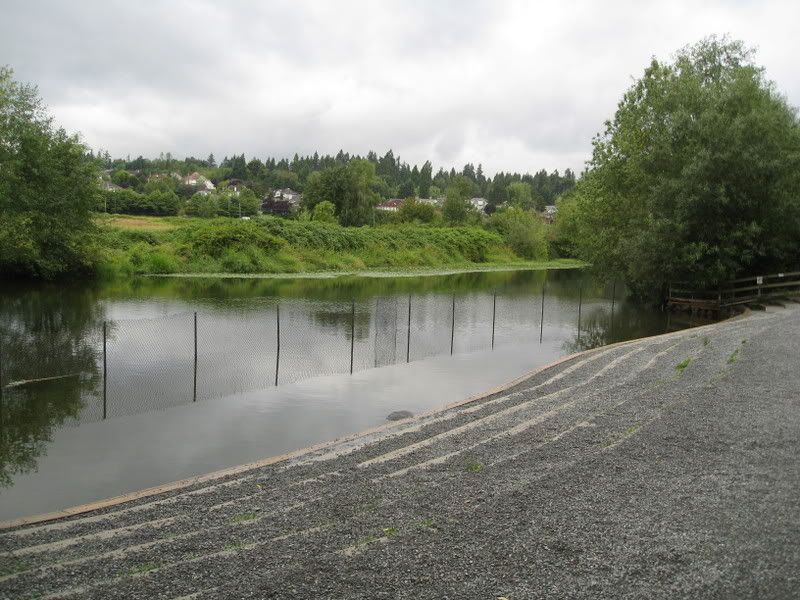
[[387, 410, 414, 421]]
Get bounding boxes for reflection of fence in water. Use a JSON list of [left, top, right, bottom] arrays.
[[1, 282, 626, 426]]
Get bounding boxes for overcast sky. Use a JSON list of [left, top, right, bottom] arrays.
[[2, 1, 798, 175]]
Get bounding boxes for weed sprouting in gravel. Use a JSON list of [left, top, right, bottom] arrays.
[[728, 349, 739, 364], [419, 518, 437, 530], [465, 461, 483, 472], [622, 425, 641, 438], [0, 559, 29, 576], [703, 336, 711, 346], [675, 357, 691, 373], [230, 512, 258, 524], [383, 527, 397, 537], [126, 562, 158, 576], [224, 542, 245, 552]]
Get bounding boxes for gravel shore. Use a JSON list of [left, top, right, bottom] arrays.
[[1, 304, 799, 599]]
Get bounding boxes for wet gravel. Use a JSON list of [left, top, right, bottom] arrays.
[[1, 305, 798, 599]]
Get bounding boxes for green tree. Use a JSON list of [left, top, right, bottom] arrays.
[[311, 200, 337, 223], [398, 197, 438, 223], [304, 160, 380, 226], [0, 67, 100, 278], [507, 182, 533, 209], [443, 176, 477, 224], [418, 161, 433, 197], [397, 179, 415, 198], [568, 37, 800, 299]]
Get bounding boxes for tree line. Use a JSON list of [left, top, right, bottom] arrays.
[[93, 149, 576, 211]]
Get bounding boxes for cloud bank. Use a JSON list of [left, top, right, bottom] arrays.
[[2, 0, 798, 174]]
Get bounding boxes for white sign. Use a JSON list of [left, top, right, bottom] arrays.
[[756, 276, 764, 285]]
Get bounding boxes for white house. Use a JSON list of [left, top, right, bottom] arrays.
[[183, 172, 215, 190], [469, 197, 488, 211]]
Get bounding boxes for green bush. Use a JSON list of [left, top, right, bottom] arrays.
[[181, 220, 284, 258], [488, 207, 549, 260]]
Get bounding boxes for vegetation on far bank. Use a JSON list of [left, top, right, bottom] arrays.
[[95, 214, 574, 277], [3, 36, 800, 297]]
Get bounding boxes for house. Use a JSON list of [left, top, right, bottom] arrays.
[[469, 197, 488, 212], [262, 188, 303, 216], [273, 188, 302, 203], [99, 180, 122, 192], [419, 197, 444, 208], [542, 205, 558, 224], [226, 178, 246, 195], [182, 172, 215, 190], [376, 198, 404, 212]]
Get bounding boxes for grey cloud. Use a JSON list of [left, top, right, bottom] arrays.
[[1, 0, 797, 175]]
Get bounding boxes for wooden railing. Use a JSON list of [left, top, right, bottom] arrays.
[[668, 271, 800, 312]]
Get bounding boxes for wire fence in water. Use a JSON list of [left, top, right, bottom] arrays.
[[0, 282, 628, 427]]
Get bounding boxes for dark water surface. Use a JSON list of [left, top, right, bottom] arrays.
[[0, 269, 691, 520]]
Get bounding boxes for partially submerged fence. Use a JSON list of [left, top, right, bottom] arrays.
[[668, 271, 800, 313], [0, 284, 625, 425]]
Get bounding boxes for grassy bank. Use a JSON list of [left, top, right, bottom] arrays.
[[96, 215, 583, 277]]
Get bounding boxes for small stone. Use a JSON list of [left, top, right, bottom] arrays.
[[386, 410, 414, 421]]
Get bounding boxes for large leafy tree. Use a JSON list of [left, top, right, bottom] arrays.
[[566, 38, 800, 299], [303, 159, 380, 225], [0, 67, 99, 278]]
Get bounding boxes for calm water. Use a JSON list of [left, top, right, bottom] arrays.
[[0, 269, 692, 520]]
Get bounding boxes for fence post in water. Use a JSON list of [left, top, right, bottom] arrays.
[[491, 292, 497, 350], [450, 295, 456, 355], [0, 336, 4, 439], [406, 295, 411, 363], [275, 304, 280, 386], [577, 280, 583, 345], [373, 298, 379, 368], [193, 312, 197, 402], [102, 321, 107, 420], [539, 277, 547, 343], [350, 300, 355, 374], [610, 281, 616, 342]]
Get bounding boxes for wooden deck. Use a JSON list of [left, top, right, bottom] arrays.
[[668, 271, 800, 313]]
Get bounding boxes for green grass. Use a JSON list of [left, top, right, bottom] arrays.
[[728, 349, 740, 364], [229, 512, 258, 524], [418, 518, 437, 529], [465, 461, 484, 472], [95, 214, 585, 278], [675, 357, 691, 373], [703, 336, 711, 346], [125, 562, 158, 576]]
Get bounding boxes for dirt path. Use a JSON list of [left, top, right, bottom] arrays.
[[2, 305, 798, 599]]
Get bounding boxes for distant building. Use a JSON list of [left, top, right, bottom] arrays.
[[99, 180, 122, 192], [262, 188, 303, 216], [419, 197, 444, 208], [376, 198, 404, 212], [542, 205, 558, 224], [226, 178, 246, 195], [469, 197, 488, 212], [182, 172, 215, 190]]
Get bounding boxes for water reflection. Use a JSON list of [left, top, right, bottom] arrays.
[[0, 286, 103, 488]]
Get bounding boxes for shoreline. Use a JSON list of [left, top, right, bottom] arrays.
[[142, 259, 587, 280]]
